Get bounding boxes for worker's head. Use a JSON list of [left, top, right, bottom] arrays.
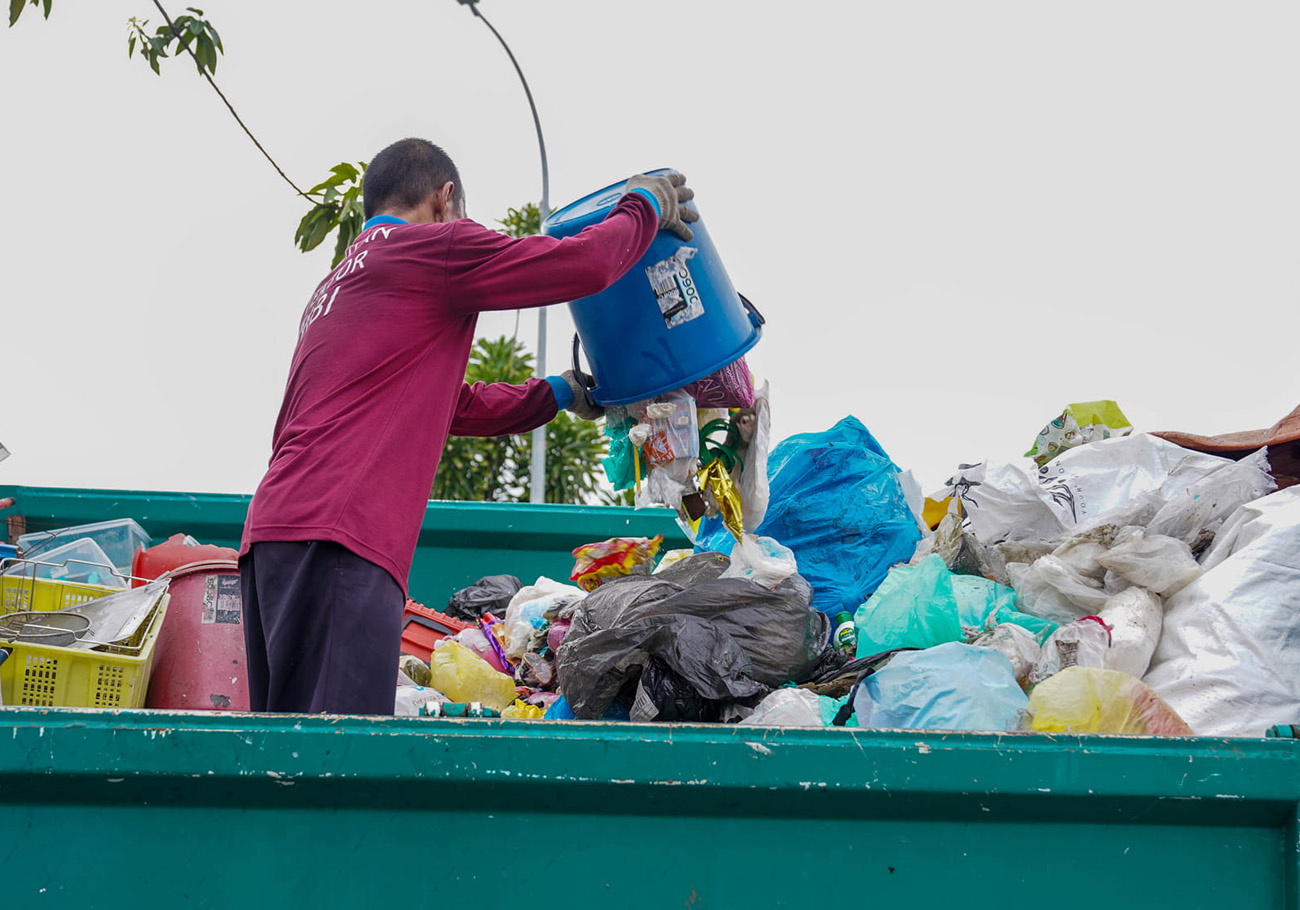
[[363, 138, 466, 223]]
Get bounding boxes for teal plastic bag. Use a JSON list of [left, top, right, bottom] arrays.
[[601, 412, 639, 491], [854, 554, 1056, 658]]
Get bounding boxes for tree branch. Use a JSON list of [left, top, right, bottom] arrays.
[[150, 0, 309, 198]]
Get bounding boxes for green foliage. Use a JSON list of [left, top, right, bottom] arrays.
[[295, 161, 367, 267], [517, 413, 608, 505], [8, 0, 50, 27], [127, 8, 223, 76], [431, 336, 608, 505], [496, 203, 543, 239]]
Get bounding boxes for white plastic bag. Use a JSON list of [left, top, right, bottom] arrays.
[[739, 381, 772, 533], [1097, 587, 1162, 678], [1095, 527, 1202, 596], [1144, 488, 1300, 736], [738, 687, 823, 727], [721, 533, 797, 589], [1030, 616, 1111, 684], [394, 685, 447, 717], [1144, 448, 1275, 544], [503, 577, 585, 661], [945, 435, 1251, 546], [1036, 434, 1240, 530]]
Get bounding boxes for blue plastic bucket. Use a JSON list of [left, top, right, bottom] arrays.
[[541, 168, 763, 406]]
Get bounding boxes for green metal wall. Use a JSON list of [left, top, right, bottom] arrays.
[[1, 707, 1297, 908], [0, 484, 689, 606]]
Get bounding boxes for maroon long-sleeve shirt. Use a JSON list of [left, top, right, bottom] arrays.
[[241, 193, 659, 593]]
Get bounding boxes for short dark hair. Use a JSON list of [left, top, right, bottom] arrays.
[[362, 138, 465, 219]]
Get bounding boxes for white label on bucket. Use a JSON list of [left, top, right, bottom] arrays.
[[201, 575, 242, 625], [646, 247, 704, 329]]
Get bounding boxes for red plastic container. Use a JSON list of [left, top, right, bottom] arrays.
[[400, 601, 473, 662], [144, 559, 249, 712], [132, 534, 239, 588]]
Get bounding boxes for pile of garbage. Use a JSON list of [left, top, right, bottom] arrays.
[[397, 399, 1300, 738]]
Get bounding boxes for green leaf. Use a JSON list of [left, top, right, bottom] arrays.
[[206, 22, 223, 52], [149, 55, 161, 75], [197, 34, 215, 73], [187, 6, 204, 15], [9, 0, 26, 27], [40, 0, 49, 19], [128, 34, 136, 57]]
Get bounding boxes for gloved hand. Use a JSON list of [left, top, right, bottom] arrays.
[[626, 172, 699, 241], [562, 369, 604, 421]]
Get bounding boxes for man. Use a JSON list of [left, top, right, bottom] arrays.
[[239, 138, 696, 714]]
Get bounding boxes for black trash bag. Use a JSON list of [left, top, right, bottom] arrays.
[[557, 556, 832, 720], [624, 659, 723, 723], [446, 574, 522, 622]]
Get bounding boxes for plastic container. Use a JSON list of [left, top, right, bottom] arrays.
[[3, 538, 127, 588], [0, 544, 16, 561], [400, 601, 474, 662], [17, 518, 149, 571], [0, 592, 169, 708], [0, 575, 119, 614], [132, 533, 240, 588], [145, 560, 249, 712], [542, 168, 764, 405]]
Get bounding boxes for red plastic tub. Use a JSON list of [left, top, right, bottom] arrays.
[[145, 559, 249, 712]]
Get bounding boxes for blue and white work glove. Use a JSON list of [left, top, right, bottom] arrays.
[[626, 172, 698, 242]]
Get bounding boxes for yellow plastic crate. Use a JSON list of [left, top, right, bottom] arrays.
[[0, 575, 119, 615], [0, 594, 170, 709]]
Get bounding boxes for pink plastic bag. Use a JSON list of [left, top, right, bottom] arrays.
[[683, 357, 754, 408]]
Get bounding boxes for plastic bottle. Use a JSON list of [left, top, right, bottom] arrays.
[[834, 611, 857, 652]]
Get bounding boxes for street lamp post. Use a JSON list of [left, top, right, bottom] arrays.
[[456, 0, 551, 505]]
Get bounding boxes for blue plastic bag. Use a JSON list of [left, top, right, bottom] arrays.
[[696, 416, 921, 619], [854, 642, 1028, 731], [854, 554, 1057, 657]]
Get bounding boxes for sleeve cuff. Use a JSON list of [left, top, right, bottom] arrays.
[[546, 375, 574, 411], [628, 187, 661, 218]]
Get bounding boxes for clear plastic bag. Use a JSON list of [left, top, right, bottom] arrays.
[[1094, 527, 1202, 596], [739, 687, 824, 727], [1029, 616, 1111, 685], [720, 534, 797, 590], [971, 623, 1041, 684]]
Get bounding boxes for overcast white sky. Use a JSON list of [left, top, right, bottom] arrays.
[[2, 1, 1297, 497]]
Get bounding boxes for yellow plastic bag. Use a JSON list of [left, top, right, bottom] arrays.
[[1026, 666, 1192, 735], [428, 641, 517, 711], [501, 699, 544, 720]]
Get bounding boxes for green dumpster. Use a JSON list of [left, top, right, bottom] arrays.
[[0, 484, 689, 604], [1, 486, 1297, 908]]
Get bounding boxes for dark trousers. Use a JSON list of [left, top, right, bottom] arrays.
[[239, 540, 403, 714]]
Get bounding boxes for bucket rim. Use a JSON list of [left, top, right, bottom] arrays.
[[588, 323, 762, 407], [542, 167, 676, 233]]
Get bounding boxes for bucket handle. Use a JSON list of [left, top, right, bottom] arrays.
[[738, 293, 765, 327], [570, 334, 600, 413]]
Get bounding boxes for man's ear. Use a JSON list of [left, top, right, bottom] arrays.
[[439, 181, 458, 220]]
